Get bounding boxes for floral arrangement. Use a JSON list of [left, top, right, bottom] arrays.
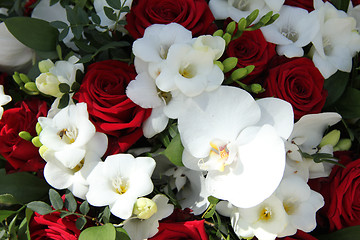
[[0, 0, 359, 239]]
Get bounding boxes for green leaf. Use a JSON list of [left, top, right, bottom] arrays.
[[161, 133, 184, 166], [59, 83, 70, 93], [104, 6, 117, 21], [59, 27, 70, 41], [208, 196, 219, 205], [49, 189, 63, 210], [79, 201, 90, 215], [203, 204, 217, 218], [75, 216, 87, 230], [100, 206, 111, 223], [91, 13, 101, 25], [0, 170, 49, 204], [0, 210, 17, 222], [79, 54, 93, 63], [60, 211, 74, 218], [58, 93, 70, 109], [115, 227, 130, 240], [50, 0, 60, 6], [334, 87, 360, 119], [71, 81, 81, 92], [79, 223, 116, 240], [330, 0, 350, 11], [64, 191, 77, 213], [27, 201, 53, 215], [50, 21, 68, 29], [121, 6, 130, 13], [0, 194, 20, 205], [324, 71, 350, 108], [25, 208, 33, 240], [317, 226, 360, 240], [71, 25, 83, 40], [5, 17, 58, 51], [106, 0, 122, 10]]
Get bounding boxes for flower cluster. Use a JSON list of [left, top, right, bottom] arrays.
[[0, 0, 359, 240]]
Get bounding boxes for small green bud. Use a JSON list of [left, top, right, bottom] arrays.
[[39, 145, 48, 159], [231, 68, 248, 81], [238, 18, 247, 31], [133, 198, 157, 220], [250, 84, 264, 94], [24, 82, 39, 92], [38, 59, 54, 73], [260, 11, 273, 25], [245, 65, 255, 74], [223, 57, 238, 73], [319, 130, 341, 148], [246, 9, 259, 27], [19, 73, 31, 83], [36, 122, 42, 135], [13, 72, 23, 86], [266, 13, 280, 26], [32, 136, 42, 148], [223, 33, 231, 45], [214, 61, 224, 71], [226, 21, 236, 35], [19, 131, 33, 141], [333, 139, 352, 151], [213, 29, 224, 37]]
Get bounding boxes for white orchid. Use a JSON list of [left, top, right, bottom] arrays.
[[261, 5, 320, 58], [86, 154, 156, 219], [38, 102, 106, 169], [310, 0, 360, 78], [0, 22, 34, 73], [285, 112, 342, 181], [0, 85, 11, 119], [178, 86, 294, 208], [123, 194, 174, 240]]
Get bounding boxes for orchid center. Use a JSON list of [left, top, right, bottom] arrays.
[[112, 176, 130, 195], [201, 140, 236, 172], [58, 127, 78, 144]]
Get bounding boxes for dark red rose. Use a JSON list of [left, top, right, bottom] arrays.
[[0, 99, 48, 172], [0, 72, 6, 86], [284, 0, 329, 11], [125, 0, 216, 39], [149, 220, 208, 240], [352, 0, 360, 5], [261, 56, 327, 119], [226, 29, 276, 84], [24, 0, 38, 16], [73, 60, 151, 155], [309, 152, 360, 231]]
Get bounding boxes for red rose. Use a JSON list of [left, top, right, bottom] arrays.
[[149, 220, 208, 240], [226, 29, 276, 84], [125, 0, 216, 39], [73, 60, 151, 155], [311, 152, 360, 231], [262, 57, 327, 119], [0, 99, 48, 172]]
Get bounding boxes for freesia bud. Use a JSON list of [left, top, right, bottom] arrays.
[[35, 73, 62, 97], [231, 68, 247, 80], [38, 59, 54, 73], [32, 136, 42, 148], [36, 122, 42, 135], [251, 84, 264, 94], [319, 130, 340, 148], [333, 139, 352, 151], [214, 61, 224, 71], [226, 21, 236, 35], [19, 131, 32, 141], [213, 29, 223, 37], [133, 197, 157, 219], [24, 82, 39, 93], [223, 57, 238, 73]]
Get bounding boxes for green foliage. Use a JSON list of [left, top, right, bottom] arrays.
[[79, 223, 116, 240], [64, 191, 77, 213], [318, 226, 360, 240], [330, 0, 350, 11], [115, 227, 131, 240], [49, 189, 64, 210], [5, 17, 59, 51], [27, 201, 53, 215]]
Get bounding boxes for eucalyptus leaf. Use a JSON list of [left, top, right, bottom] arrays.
[[59, 27, 70, 41], [49, 189, 63, 210], [27, 201, 53, 215], [91, 13, 101, 25], [75, 216, 87, 230], [64, 191, 77, 213], [104, 6, 117, 21], [79, 201, 90, 215], [60, 211, 74, 218], [79, 223, 116, 240], [50, 20, 68, 29], [106, 0, 122, 10], [100, 206, 111, 223], [161, 133, 184, 166], [5, 17, 58, 51]]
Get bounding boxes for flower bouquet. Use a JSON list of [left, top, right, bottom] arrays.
[[0, 0, 360, 239]]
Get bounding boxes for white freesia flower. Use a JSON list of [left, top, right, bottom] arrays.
[[123, 194, 174, 240], [285, 112, 342, 180], [217, 195, 288, 240], [164, 166, 210, 215], [86, 154, 156, 219], [276, 176, 324, 237], [94, 0, 133, 30], [209, 0, 284, 22], [178, 86, 294, 208], [38, 102, 106, 169], [310, 0, 360, 78], [0, 85, 11, 119], [348, 2, 360, 32], [43, 150, 105, 199], [261, 5, 320, 58], [32, 0, 77, 50], [0, 22, 34, 73]]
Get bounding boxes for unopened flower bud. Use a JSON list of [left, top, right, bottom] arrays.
[[19, 73, 31, 83], [214, 61, 224, 71], [238, 18, 247, 31], [223, 57, 238, 73], [223, 33, 231, 45], [213, 29, 223, 37], [32, 136, 42, 148], [319, 130, 340, 148], [231, 68, 247, 80], [36, 73, 62, 97], [333, 138, 352, 151], [226, 21, 236, 35], [12, 72, 23, 86], [251, 84, 264, 94], [24, 82, 39, 93], [36, 122, 42, 135], [39, 145, 49, 160], [133, 197, 157, 220], [19, 131, 32, 141], [38, 59, 54, 73]]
